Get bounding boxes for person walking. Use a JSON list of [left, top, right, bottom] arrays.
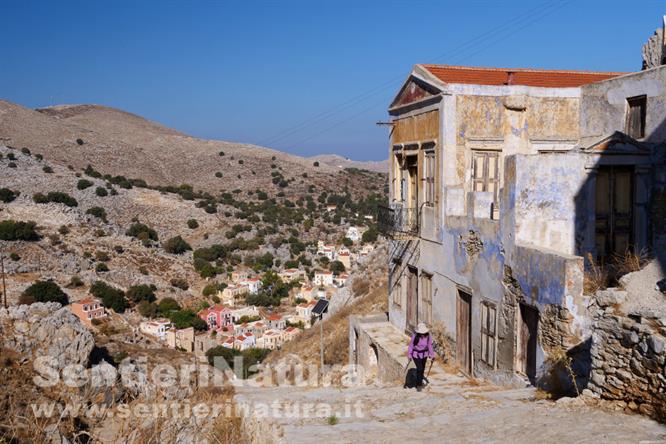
[[407, 322, 435, 391]]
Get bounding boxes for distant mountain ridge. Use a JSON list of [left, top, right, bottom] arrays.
[[309, 154, 388, 173], [0, 100, 386, 197]]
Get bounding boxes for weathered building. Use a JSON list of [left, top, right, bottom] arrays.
[[374, 55, 666, 387]]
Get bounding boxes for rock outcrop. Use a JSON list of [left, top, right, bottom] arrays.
[[642, 17, 666, 70], [0, 302, 94, 369]]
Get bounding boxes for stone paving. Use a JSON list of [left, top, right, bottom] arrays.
[[236, 363, 666, 444]]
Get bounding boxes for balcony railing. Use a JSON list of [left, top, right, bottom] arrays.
[[377, 204, 420, 239]]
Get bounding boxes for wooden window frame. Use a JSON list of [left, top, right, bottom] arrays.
[[480, 301, 497, 367], [625, 95, 647, 140], [472, 150, 500, 210], [422, 147, 436, 207]]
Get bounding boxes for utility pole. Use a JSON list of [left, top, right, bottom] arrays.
[[319, 314, 324, 369], [1, 251, 7, 309]]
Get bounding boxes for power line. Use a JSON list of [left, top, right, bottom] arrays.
[[283, 0, 573, 150], [258, 0, 570, 148]]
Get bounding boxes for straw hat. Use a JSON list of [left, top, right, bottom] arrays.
[[416, 322, 429, 334]]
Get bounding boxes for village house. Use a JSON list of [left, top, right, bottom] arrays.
[[334, 273, 350, 287], [139, 318, 171, 340], [240, 277, 262, 295], [317, 242, 337, 261], [234, 332, 256, 351], [345, 226, 362, 242], [352, 35, 666, 387], [279, 268, 305, 282], [313, 270, 334, 287], [236, 320, 267, 337], [283, 326, 300, 342], [256, 329, 283, 350], [231, 269, 249, 283], [194, 332, 219, 356], [296, 285, 315, 302], [265, 313, 286, 330], [295, 300, 318, 328], [222, 283, 249, 303], [70, 297, 107, 326], [198, 304, 233, 330], [326, 204, 337, 212], [359, 244, 374, 256], [230, 305, 260, 323], [337, 251, 351, 269], [166, 327, 195, 352]]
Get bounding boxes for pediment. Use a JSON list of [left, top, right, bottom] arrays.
[[390, 76, 441, 109], [581, 131, 651, 155]]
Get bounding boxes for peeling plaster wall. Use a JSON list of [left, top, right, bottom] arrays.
[[580, 66, 666, 145]]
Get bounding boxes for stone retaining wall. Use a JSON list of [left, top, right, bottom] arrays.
[[587, 289, 666, 421]]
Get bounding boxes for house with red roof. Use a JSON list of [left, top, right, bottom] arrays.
[[371, 51, 666, 386], [198, 305, 233, 331]]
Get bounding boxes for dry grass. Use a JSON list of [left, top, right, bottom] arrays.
[[265, 282, 388, 367], [584, 253, 608, 295], [611, 248, 650, 276]]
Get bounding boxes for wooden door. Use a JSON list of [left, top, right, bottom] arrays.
[[517, 304, 539, 383], [406, 267, 418, 332], [595, 166, 634, 263], [456, 290, 472, 374]]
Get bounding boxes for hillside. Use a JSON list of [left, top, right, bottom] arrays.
[[0, 100, 385, 199]]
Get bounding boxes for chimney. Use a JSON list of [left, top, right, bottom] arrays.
[[505, 71, 516, 85]]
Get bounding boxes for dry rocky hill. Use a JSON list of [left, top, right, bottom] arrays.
[[0, 100, 385, 199]]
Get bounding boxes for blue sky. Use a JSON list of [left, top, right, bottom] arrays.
[[1, 1, 663, 160]]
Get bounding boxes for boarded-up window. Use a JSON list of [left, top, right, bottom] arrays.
[[472, 151, 500, 209], [423, 149, 436, 206], [421, 272, 432, 324], [480, 302, 497, 367], [626, 95, 646, 139]]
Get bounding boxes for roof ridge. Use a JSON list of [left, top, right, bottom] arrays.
[[419, 63, 627, 76]]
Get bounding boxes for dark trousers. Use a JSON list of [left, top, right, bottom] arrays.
[[413, 357, 427, 386]]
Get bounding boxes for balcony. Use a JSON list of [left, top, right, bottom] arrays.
[[377, 204, 420, 239]]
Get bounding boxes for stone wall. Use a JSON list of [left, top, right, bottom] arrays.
[[587, 289, 666, 421]]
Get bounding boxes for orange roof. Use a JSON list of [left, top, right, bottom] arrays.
[[420, 64, 625, 88], [76, 297, 100, 305]]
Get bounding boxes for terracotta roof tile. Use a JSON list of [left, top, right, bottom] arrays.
[[420, 64, 626, 88]]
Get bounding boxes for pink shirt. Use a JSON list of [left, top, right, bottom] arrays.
[[408, 333, 435, 359]]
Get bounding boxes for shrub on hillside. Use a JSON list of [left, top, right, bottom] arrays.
[[32, 192, 78, 207], [95, 262, 109, 272], [163, 235, 192, 254], [362, 226, 378, 243], [19, 280, 68, 305], [66, 276, 84, 288], [21, 147, 31, 156], [126, 284, 157, 304], [7, 152, 16, 161], [313, 161, 319, 167], [126, 223, 158, 243], [170, 278, 189, 290], [86, 206, 108, 223], [84, 164, 102, 178], [9, 252, 20, 261], [158, 297, 181, 314], [95, 186, 108, 197], [42, 166, 53, 174], [0, 220, 40, 241], [0, 188, 18, 203], [90, 281, 128, 313], [7, 162, 17, 168], [77, 179, 94, 190], [168, 309, 206, 331], [76, 138, 84, 145], [187, 219, 199, 229], [137, 300, 158, 318], [329, 260, 346, 274]]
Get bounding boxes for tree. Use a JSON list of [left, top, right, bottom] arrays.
[[126, 284, 157, 304], [362, 226, 378, 243], [170, 278, 189, 290], [169, 309, 207, 331], [0, 220, 40, 241], [32, 192, 78, 207], [342, 237, 353, 247], [137, 300, 158, 318], [77, 179, 93, 190], [20, 281, 68, 305], [163, 235, 192, 254], [126, 223, 158, 242], [90, 281, 128, 313], [158, 297, 181, 314], [95, 186, 108, 197], [329, 260, 346, 274], [86, 207, 108, 223], [0, 188, 18, 203]]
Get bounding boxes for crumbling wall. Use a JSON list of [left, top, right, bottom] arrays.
[[642, 18, 665, 70], [587, 290, 666, 421]]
